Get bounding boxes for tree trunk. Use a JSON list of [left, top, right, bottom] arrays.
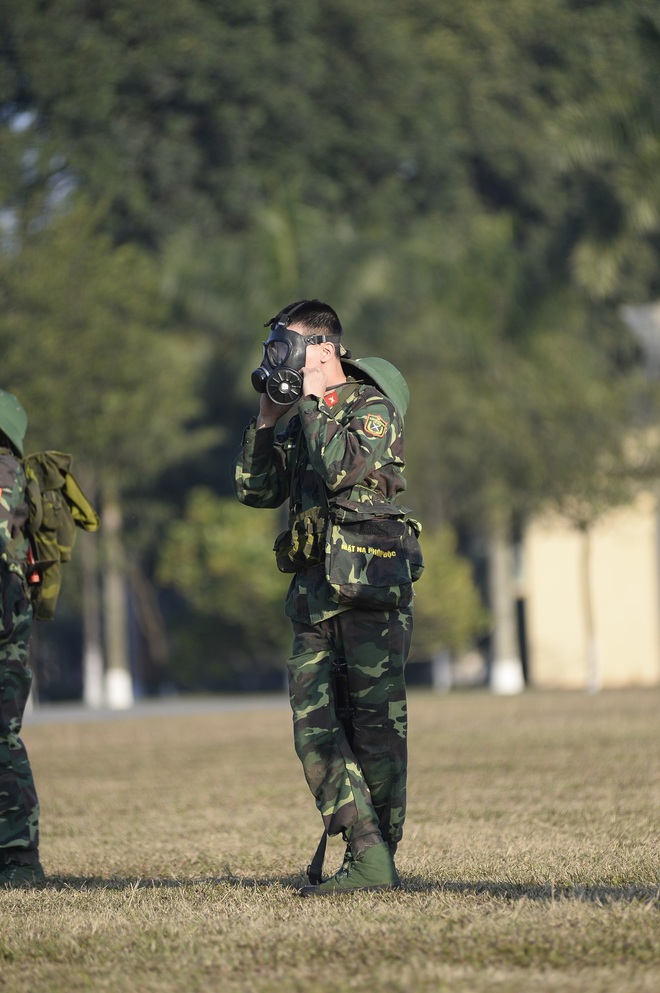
[[129, 563, 169, 692], [81, 530, 105, 708], [102, 478, 134, 709], [431, 648, 453, 692], [580, 525, 601, 693], [488, 520, 525, 695]]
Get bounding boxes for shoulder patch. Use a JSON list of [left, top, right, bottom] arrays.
[[364, 413, 388, 438]]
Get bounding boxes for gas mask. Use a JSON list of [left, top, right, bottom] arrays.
[[251, 317, 347, 405]]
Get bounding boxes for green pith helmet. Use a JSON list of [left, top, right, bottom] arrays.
[[0, 389, 28, 456], [341, 356, 410, 421]]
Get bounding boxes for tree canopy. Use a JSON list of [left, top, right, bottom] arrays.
[[2, 0, 660, 691]]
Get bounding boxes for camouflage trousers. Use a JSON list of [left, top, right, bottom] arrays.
[[287, 606, 412, 855], [0, 589, 39, 865]]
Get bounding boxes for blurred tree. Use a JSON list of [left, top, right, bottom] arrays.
[[2, 0, 659, 280], [0, 199, 213, 704], [1, 0, 660, 697], [375, 208, 653, 689], [0, 0, 454, 244], [545, 1, 660, 302], [157, 489, 291, 683], [409, 523, 489, 662]]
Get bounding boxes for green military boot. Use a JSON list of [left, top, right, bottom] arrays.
[[0, 861, 45, 888], [299, 842, 400, 897]]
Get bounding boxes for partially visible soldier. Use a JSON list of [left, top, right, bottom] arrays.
[[0, 389, 44, 887], [234, 299, 421, 895]]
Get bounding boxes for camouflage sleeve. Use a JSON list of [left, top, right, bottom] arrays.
[[233, 417, 293, 508], [298, 391, 403, 492], [0, 454, 29, 560]]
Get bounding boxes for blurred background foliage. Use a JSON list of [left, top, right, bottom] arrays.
[[2, 0, 660, 697]]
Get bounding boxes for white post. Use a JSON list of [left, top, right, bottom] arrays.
[[489, 524, 525, 695]]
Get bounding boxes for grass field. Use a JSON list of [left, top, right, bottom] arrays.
[[1, 688, 658, 993]]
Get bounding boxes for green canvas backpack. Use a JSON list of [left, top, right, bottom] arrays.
[[22, 451, 99, 620]]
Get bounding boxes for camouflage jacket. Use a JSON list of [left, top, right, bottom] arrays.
[[0, 449, 29, 570], [234, 376, 408, 624]]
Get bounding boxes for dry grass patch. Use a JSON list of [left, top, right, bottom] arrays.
[[0, 688, 658, 992]]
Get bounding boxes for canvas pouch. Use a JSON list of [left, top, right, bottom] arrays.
[[273, 509, 326, 574], [324, 504, 423, 610]]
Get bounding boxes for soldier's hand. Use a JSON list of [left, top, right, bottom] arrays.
[[301, 364, 328, 400], [256, 392, 292, 429]]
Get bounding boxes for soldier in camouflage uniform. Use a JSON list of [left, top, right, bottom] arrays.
[[234, 300, 420, 896], [0, 389, 44, 887]]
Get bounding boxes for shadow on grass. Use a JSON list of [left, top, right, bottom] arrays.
[[403, 877, 660, 905], [38, 873, 305, 893], [33, 874, 660, 904]]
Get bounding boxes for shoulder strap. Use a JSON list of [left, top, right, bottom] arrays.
[[287, 423, 306, 526], [307, 830, 328, 886]]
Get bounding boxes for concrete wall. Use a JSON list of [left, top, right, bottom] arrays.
[[524, 492, 660, 689]]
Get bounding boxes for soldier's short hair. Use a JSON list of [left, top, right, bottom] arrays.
[[275, 299, 343, 337]]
